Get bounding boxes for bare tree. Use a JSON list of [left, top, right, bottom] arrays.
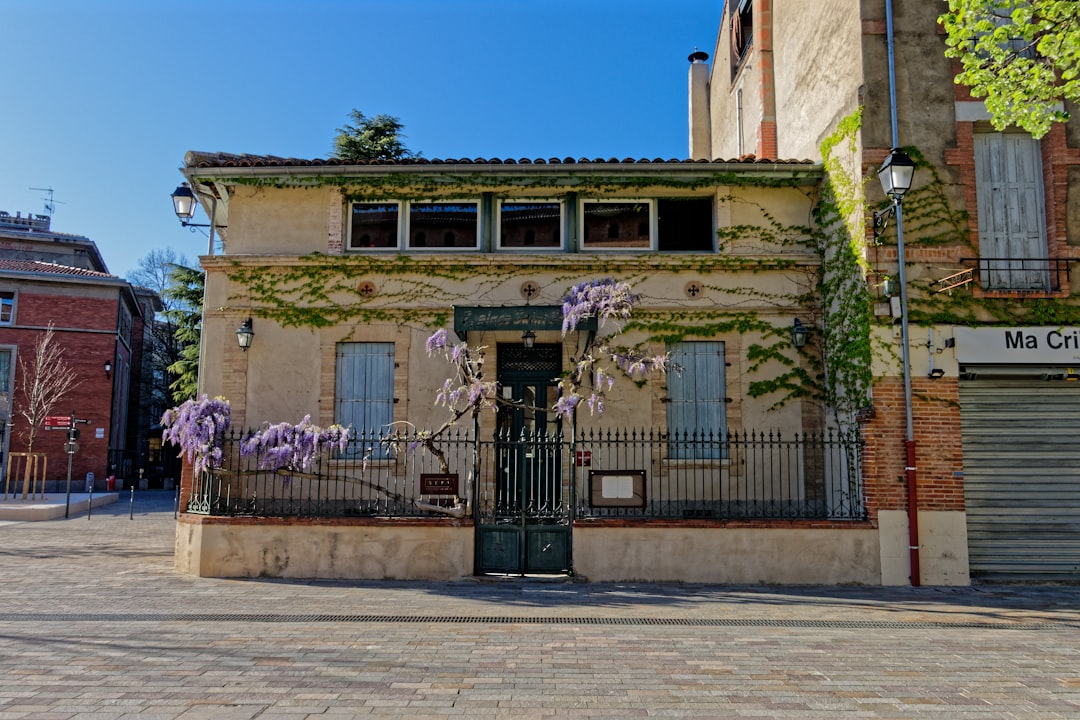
[[17, 324, 82, 451]]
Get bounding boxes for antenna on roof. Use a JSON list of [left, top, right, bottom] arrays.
[[29, 187, 65, 218]]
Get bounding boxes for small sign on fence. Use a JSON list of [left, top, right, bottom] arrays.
[[420, 473, 459, 495], [589, 470, 647, 509], [575, 450, 591, 467]]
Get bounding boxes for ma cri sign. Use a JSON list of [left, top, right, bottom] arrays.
[[1004, 328, 1080, 350], [956, 326, 1080, 364]]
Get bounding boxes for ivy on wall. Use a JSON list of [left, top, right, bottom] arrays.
[[212, 133, 913, 417]]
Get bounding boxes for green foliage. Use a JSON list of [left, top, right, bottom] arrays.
[[331, 109, 417, 162], [163, 264, 205, 403], [941, 0, 1080, 138], [128, 249, 196, 417], [813, 112, 874, 415]]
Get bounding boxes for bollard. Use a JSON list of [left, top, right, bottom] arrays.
[[87, 481, 93, 520], [129, 485, 135, 520], [173, 485, 180, 519]]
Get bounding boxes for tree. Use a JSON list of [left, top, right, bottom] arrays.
[[426, 278, 666, 428], [331, 109, 417, 162], [162, 264, 205, 403], [16, 324, 82, 452], [941, 0, 1080, 138], [127, 249, 197, 417]]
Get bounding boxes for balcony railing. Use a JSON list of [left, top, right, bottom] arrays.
[[964, 257, 1072, 293], [185, 426, 865, 522]]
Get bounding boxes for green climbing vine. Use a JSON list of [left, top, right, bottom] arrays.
[[213, 139, 913, 416], [812, 109, 874, 416]]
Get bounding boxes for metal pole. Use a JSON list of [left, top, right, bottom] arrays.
[[87, 478, 93, 519], [208, 195, 217, 257], [131, 485, 136, 520], [64, 450, 72, 519], [885, 0, 920, 586]]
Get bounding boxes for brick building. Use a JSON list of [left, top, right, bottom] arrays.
[[692, 0, 1080, 581], [0, 210, 153, 492]]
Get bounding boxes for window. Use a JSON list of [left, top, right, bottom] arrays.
[[0, 292, 13, 325], [349, 202, 400, 250], [666, 341, 726, 459], [582, 201, 652, 250], [0, 349, 9, 394], [408, 202, 479, 249], [730, 0, 753, 78], [335, 342, 395, 457], [657, 198, 714, 251], [118, 304, 132, 345], [974, 133, 1049, 291], [498, 201, 562, 249]]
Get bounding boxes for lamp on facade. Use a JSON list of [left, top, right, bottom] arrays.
[[872, 149, 916, 237], [170, 183, 201, 226], [236, 318, 254, 351], [790, 318, 810, 349], [521, 329, 536, 349], [170, 182, 225, 256], [104, 360, 112, 379]]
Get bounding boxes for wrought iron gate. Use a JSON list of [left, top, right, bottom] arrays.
[[475, 345, 572, 574]]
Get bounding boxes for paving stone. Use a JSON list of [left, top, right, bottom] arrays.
[[1, 492, 1080, 717]]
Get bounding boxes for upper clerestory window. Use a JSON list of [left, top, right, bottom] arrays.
[[499, 200, 562, 250], [348, 202, 400, 250], [408, 201, 480, 250]]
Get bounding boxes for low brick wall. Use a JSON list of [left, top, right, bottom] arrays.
[[573, 524, 882, 584], [175, 513, 970, 585], [175, 515, 474, 580]]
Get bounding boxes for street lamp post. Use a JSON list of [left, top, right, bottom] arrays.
[[873, 148, 919, 586]]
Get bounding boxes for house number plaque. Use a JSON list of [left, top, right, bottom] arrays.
[[420, 473, 459, 495]]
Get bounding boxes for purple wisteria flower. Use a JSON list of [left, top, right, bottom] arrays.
[[426, 328, 449, 354], [561, 278, 637, 335], [240, 415, 351, 472], [160, 395, 231, 476]]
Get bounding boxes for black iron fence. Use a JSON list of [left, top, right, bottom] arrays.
[[185, 427, 864, 521]]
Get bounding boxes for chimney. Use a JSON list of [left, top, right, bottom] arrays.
[[688, 50, 711, 160]]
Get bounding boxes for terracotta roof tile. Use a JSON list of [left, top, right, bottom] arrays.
[[185, 151, 816, 169], [0, 259, 117, 279]]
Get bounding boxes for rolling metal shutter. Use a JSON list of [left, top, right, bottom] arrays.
[[960, 378, 1080, 579]]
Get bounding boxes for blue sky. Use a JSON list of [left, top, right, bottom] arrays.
[[1, 0, 721, 280]]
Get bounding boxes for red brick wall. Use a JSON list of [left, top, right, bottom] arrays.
[[1, 290, 119, 486], [860, 376, 965, 519]]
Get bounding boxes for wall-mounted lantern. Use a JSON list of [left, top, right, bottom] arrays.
[[236, 318, 254, 351], [790, 318, 810, 349]]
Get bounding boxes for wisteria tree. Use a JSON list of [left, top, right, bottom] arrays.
[[424, 277, 667, 432]]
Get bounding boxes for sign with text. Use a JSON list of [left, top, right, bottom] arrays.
[[957, 326, 1080, 365], [44, 416, 70, 429], [420, 473, 459, 496]]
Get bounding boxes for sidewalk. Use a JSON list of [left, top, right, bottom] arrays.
[[0, 492, 1077, 718], [0, 491, 121, 521]]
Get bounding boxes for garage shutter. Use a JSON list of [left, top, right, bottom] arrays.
[[960, 378, 1080, 578]]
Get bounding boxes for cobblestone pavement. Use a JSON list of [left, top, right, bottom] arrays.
[[0, 491, 1078, 718]]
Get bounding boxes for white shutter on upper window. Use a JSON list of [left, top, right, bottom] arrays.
[[974, 133, 1048, 290]]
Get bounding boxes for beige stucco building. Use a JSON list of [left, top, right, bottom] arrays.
[[173, 153, 915, 584]]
